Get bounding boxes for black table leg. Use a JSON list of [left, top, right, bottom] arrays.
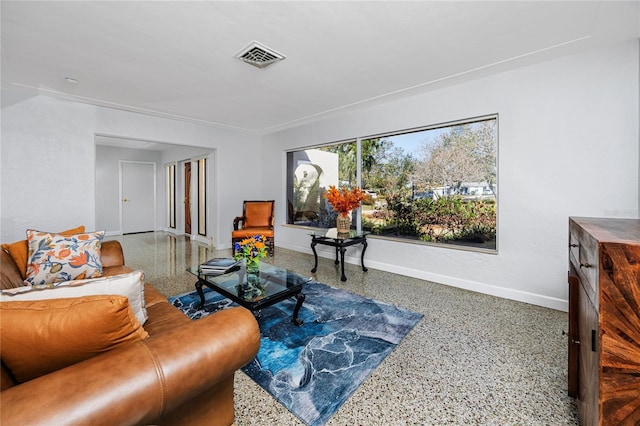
[[292, 293, 305, 326], [334, 246, 340, 265], [311, 240, 318, 273], [195, 280, 206, 309], [339, 247, 347, 281], [361, 239, 369, 272]]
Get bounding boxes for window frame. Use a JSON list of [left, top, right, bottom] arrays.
[[285, 114, 498, 254]]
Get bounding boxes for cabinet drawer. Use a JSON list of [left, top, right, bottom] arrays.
[[569, 227, 600, 307], [569, 232, 581, 261]]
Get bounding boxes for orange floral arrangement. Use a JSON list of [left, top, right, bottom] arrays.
[[324, 186, 367, 217]]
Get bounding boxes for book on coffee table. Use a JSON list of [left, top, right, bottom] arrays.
[[199, 258, 241, 275]]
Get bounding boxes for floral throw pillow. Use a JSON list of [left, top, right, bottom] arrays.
[[24, 230, 105, 286]]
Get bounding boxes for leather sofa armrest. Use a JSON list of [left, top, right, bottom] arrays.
[[101, 240, 126, 268], [0, 307, 260, 426], [233, 216, 245, 230]]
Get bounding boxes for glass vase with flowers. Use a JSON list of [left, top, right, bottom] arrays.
[[234, 234, 268, 272], [233, 235, 268, 295]]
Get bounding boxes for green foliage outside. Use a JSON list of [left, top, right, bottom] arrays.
[[364, 195, 496, 246]]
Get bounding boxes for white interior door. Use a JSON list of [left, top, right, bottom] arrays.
[[121, 161, 156, 234]]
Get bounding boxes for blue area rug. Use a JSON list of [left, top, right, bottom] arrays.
[[170, 281, 422, 426]]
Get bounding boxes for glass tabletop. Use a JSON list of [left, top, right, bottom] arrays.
[[309, 228, 370, 240], [187, 262, 311, 303]]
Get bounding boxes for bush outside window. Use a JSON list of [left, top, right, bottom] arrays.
[[286, 115, 498, 252]]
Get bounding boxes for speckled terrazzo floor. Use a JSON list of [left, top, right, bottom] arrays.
[[107, 232, 579, 425]]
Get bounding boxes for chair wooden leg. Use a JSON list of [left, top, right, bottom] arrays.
[[231, 238, 238, 257]]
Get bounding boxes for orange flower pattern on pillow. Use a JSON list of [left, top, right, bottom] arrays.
[[69, 251, 88, 267], [24, 230, 105, 286]]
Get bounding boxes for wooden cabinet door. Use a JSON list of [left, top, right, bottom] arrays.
[[578, 280, 599, 426], [568, 274, 580, 397]]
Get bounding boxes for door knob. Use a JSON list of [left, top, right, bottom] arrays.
[[123, 198, 129, 202]]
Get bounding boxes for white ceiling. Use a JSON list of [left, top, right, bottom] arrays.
[[2, 1, 639, 135]]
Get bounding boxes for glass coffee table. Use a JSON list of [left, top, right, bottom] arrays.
[[187, 262, 310, 325]]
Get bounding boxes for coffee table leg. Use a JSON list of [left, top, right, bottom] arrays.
[[292, 293, 305, 326], [339, 247, 347, 281], [195, 280, 206, 309], [311, 240, 318, 273], [361, 239, 369, 272], [334, 246, 340, 265]]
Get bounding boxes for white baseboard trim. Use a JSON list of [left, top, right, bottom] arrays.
[[278, 241, 568, 312], [161, 228, 184, 236], [191, 234, 212, 246]]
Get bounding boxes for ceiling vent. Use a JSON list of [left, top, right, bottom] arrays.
[[235, 41, 286, 69]]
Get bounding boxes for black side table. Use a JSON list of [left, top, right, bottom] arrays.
[[310, 229, 369, 281]]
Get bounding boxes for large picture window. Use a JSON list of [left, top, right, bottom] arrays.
[[286, 115, 498, 252]]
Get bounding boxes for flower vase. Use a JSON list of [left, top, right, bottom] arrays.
[[244, 258, 260, 286], [246, 271, 261, 288], [239, 258, 266, 300], [336, 212, 351, 234], [246, 258, 260, 274]]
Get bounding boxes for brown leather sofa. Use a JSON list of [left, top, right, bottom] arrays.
[[0, 239, 261, 426]]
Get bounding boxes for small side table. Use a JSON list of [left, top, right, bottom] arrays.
[[310, 229, 369, 281]]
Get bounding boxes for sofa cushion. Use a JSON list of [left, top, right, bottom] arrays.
[[25, 229, 105, 286], [0, 295, 148, 383], [0, 250, 24, 290], [1, 270, 148, 325], [1, 226, 85, 280]]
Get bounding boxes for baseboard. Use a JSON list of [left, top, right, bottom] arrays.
[[162, 227, 181, 235], [190, 234, 212, 246], [278, 241, 568, 312]]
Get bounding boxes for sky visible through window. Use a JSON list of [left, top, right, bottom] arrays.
[[381, 127, 447, 158], [380, 121, 490, 160]]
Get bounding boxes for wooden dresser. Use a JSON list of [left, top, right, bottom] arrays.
[[567, 217, 640, 425]]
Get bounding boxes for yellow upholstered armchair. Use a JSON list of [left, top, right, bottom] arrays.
[[232, 200, 275, 257]]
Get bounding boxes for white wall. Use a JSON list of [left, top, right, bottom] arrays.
[[1, 96, 261, 247], [1, 97, 97, 239], [262, 39, 640, 311]]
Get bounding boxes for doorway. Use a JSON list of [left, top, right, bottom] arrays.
[[121, 161, 156, 234], [94, 134, 215, 244]]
